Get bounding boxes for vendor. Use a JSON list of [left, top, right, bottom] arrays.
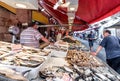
[[20, 22, 50, 48]]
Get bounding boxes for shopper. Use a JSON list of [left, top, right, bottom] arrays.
[[56, 29, 62, 41], [82, 33, 86, 40], [20, 22, 50, 48], [87, 31, 95, 51], [49, 27, 56, 42], [91, 30, 120, 74], [44, 31, 48, 39]]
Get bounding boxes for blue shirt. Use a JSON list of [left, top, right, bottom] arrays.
[[100, 35, 120, 59], [87, 33, 95, 41]]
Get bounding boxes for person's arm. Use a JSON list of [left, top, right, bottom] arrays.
[[91, 46, 103, 56], [34, 30, 50, 44], [117, 37, 120, 44], [41, 37, 50, 44], [91, 36, 107, 56], [87, 34, 90, 40]]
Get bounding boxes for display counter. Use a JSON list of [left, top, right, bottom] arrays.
[[0, 36, 119, 81], [0, 66, 27, 81], [0, 41, 50, 80], [39, 36, 120, 81]]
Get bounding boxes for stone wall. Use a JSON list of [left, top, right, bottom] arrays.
[[0, 7, 31, 42], [10, 9, 32, 25], [0, 7, 11, 41]]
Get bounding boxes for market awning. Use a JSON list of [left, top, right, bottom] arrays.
[[0, 1, 16, 14], [38, 0, 120, 31]]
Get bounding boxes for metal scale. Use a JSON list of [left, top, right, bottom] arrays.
[[8, 26, 20, 43]]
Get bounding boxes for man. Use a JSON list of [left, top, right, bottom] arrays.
[[87, 31, 95, 51], [49, 27, 56, 42], [20, 22, 50, 48], [91, 30, 120, 74]]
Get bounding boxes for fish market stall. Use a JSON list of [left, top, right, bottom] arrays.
[[38, 36, 120, 81], [0, 36, 120, 81], [38, 49, 120, 81]]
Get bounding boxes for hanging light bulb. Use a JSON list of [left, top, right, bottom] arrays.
[[41, 9, 45, 11], [53, 0, 64, 9]]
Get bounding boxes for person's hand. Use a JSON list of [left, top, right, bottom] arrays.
[[50, 42, 54, 45], [90, 52, 97, 56]]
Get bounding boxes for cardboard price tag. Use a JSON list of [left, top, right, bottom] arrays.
[[11, 44, 22, 52], [62, 73, 72, 81]]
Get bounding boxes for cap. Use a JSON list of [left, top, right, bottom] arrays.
[[28, 21, 39, 27]]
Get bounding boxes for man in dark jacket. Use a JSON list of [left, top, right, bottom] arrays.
[[91, 30, 120, 74], [87, 31, 95, 51]]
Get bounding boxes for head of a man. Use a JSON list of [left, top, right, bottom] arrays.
[[28, 22, 38, 29], [103, 30, 111, 37], [90, 31, 93, 34]]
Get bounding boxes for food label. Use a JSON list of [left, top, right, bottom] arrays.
[[11, 44, 22, 53]]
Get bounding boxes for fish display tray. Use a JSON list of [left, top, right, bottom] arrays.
[[38, 56, 120, 81], [0, 38, 120, 81], [0, 41, 50, 80]]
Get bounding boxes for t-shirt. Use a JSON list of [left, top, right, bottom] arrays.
[[50, 30, 55, 37], [87, 33, 95, 41], [20, 27, 43, 48], [100, 35, 120, 59]]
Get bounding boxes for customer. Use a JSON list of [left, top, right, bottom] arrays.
[[49, 27, 56, 42], [91, 30, 120, 74], [87, 31, 95, 51], [20, 22, 50, 48]]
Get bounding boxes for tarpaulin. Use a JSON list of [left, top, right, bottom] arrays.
[[40, 0, 120, 31]]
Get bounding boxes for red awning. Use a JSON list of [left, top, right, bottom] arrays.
[[39, 0, 120, 31]]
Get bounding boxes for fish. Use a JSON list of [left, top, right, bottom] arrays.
[[95, 73, 111, 81], [0, 67, 27, 81], [103, 73, 119, 81]]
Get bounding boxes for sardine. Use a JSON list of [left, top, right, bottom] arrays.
[[95, 73, 111, 81]]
